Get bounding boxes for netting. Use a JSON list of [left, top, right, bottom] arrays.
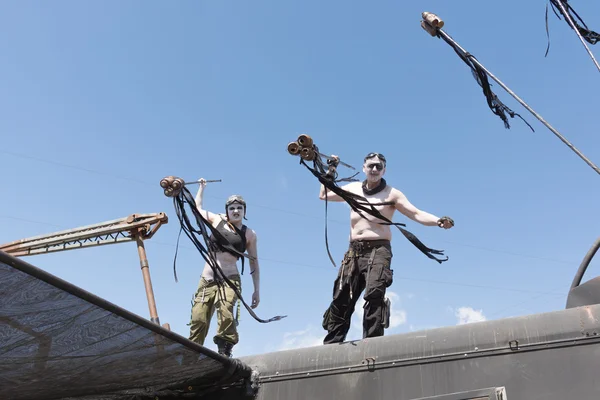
[[0, 251, 253, 400]]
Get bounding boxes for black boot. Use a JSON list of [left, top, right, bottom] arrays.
[[214, 337, 234, 358]]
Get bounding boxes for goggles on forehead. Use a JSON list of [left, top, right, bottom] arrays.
[[364, 152, 386, 164], [225, 195, 246, 207]]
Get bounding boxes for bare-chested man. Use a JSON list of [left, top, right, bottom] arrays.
[[188, 178, 260, 357], [319, 152, 453, 344]]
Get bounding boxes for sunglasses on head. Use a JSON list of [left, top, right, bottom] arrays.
[[364, 152, 386, 163], [366, 162, 384, 171]]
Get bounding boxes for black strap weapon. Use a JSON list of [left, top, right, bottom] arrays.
[[548, 0, 600, 45], [420, 13, 533, 132], [161, 176, 286, 324], [288, 134, 449, 265], [421, 12, 600, 177], [546, 0, 600, 73]]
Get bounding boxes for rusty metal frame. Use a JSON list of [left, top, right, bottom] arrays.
[[0, 213, 168, 256], [0, 212, 169, 326]]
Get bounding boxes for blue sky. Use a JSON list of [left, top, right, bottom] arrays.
[[1, 1, 600, 357]]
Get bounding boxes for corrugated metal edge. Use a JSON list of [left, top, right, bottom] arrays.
[[240, 302, 600, 378]]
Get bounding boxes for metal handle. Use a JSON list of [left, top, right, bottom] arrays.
[[159, 176, 222, 198], [184, 179, 222, 185], [570, 237, 600, 290], [315, 151, 356, 170], [288, 134, 356, 170]]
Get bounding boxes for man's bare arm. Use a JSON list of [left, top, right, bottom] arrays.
[[319, 183, 346, 202], [393, 189, 440, 226], [194, 179, 216, 223], [247, 231, 260, 308]]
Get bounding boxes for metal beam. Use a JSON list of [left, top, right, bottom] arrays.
[[0, 212, 169, 326], [0, 213, 168, 256]]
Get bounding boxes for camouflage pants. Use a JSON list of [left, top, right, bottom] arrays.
[[322, 240, 393, 344], [189, 276, 241, 346]]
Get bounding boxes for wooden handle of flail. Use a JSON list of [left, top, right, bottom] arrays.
[[421, 12, 444, 36]]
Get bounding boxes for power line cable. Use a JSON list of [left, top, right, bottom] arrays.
[[0, 150, 581, 267]]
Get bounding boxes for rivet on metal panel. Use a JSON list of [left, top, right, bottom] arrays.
[[362, 357, 376, 372], [509, 339, 520, 350]]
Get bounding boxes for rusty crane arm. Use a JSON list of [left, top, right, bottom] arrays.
[[0, 213, 170, 327], [0, 213, 167, 256]]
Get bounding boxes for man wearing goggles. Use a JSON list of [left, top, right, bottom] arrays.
[[188, 179, 261, 357], [319, 152, 454, 344]]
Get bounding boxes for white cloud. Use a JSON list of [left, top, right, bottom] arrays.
[[388, 292, 408, 328], [455, 306, 487, 325], [277, 325, 324, 351]]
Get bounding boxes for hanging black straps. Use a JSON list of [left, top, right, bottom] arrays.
[[435, 30, 534, 132], [547, 0, 600, 48], [299, 149, 449, 264], [171, 186, 286, 324]]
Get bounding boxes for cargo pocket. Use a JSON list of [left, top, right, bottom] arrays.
[[194, 286, 209, 303], [382, 297, 391, 329], [364, 248, 393, 301], [380, 246, 393, 288], [322, 307, 332, 330], [382, 265, 393, 288]]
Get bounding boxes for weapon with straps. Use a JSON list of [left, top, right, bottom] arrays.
[[421, 11, 600, 177], [162, 178, 286, 324], [288, 134, 450, 264], [545, 0, 600, 73]]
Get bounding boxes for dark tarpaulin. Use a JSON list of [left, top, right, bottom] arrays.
[[0, 250, 254, 400]]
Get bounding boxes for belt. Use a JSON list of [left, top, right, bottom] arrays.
[[202, 274, 241, 285], [349, 239, 390, 253]]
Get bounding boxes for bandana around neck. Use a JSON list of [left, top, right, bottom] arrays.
[[362, 178, 387, 196]]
